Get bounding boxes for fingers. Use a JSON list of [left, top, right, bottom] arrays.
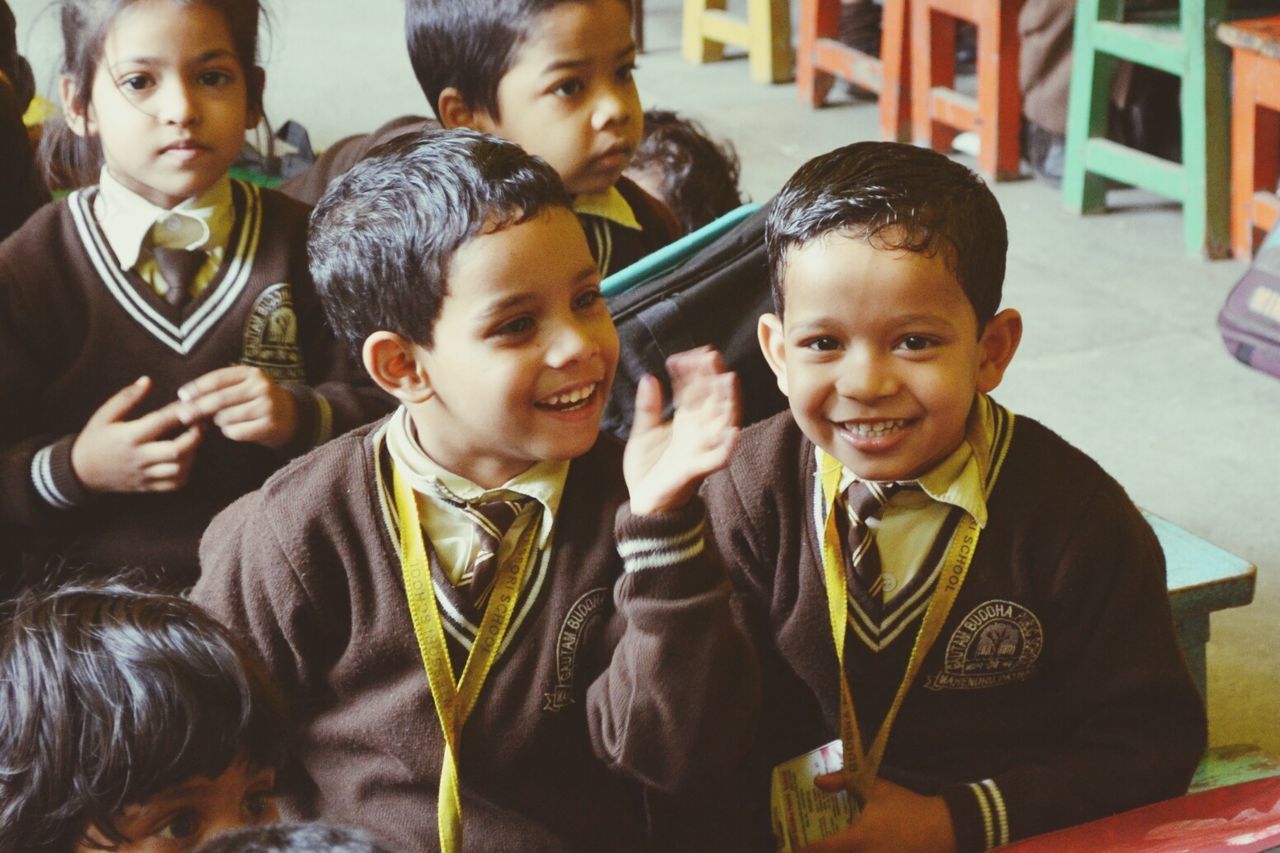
[[665, 346, 725, 407], [87, 376, 151, 426], [177, 365, 265, 423], [138, 424, 203, 491], [630, 374, 666, 438], [813, 771, 847, 794]]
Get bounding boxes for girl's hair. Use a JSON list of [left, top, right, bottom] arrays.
[[40, 0, 264, 189], [0, 582, 287, 853]]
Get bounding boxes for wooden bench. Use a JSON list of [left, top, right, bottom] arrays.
[[682, 0, 793, 84], [1146, 510, 1257, 700]]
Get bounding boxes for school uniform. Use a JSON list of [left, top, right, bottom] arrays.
[[192, 412, 758, 852], [700, 395, 1207, 851], [0, 174, 390, 586]]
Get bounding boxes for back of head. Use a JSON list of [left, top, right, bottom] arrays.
[[766, 141, 1007, 327], [307, 127, 571, 354], [41, 0, 264, 188], [197, 822, 393, 853], [627, 108, 744, 235], [405, 0, 577, 121], [0, 582, 286, 853]]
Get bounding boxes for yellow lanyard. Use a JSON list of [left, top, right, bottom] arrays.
[[393, 464, 539, 853], [819, 453, 982, 807]]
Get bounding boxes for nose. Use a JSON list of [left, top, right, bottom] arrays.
[[159, 79, 198, 126], [547, 317, 599, 368], [834, 346, 898, 402], [590, 83, 634, 132]]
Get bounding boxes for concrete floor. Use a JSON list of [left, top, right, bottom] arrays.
[[14, 0, 1278, 752]]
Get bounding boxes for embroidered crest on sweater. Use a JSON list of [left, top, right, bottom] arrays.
[[544, 587, 608, 711], [924, 599, 1043, 690], [242, 283, 304, 382]]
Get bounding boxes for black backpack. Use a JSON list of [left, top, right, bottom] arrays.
[[602, 201, 789, 439]]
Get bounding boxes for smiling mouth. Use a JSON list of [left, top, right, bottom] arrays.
[[838, 419, 910, 437], [535, 382, 599, 412]]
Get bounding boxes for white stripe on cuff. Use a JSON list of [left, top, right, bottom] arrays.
[[31, 445, 75, 509]]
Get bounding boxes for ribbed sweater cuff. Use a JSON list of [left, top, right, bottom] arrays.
[[940, 778, 1010, 852], [283, 384, 333, 451], [30, 435, 91, 509], [613, 498, 707, 574]]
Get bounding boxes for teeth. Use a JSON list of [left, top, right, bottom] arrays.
[[541, 383, 596, 408], [845, 419, 907, 437]]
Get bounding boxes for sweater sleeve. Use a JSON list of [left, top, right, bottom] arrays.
[[585, 496, 760, 793], [938, 483, 1208, 852]]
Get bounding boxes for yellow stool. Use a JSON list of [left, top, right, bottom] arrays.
[[682, 0, 794, 83]]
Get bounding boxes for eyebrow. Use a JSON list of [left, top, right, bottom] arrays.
[[109, 48, 238, 67], [540, 44, 637, 75], [478, 266, 600, 319]]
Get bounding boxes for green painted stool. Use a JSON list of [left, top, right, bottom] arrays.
[[1062, 0, 1233, 258]]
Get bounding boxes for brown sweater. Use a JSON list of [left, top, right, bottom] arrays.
[[0, 183, 391, 587], [700, 409, 1207, 852], [193, 419, 758, 851]]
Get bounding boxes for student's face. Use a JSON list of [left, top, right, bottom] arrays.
[[407, 206, 619, 488], [62, 0, 259, 208], [76, 760, 277, 853], [473, 0, 642, 196], [759, 230, 1020, 481]]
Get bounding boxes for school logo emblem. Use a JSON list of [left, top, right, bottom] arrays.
[[924, 599, 1043, 691], [544, 587, 609, 712], [242, 283, 305, 382]]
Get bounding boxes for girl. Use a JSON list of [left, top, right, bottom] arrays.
[[0, 582, 286, 852], [0, 0, 390, 589]]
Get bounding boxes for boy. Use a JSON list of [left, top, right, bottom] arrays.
[[701, 141, 1207, 851], [192, 129, 755, 851], [0, 582, 284, 852], [283, 0, 678, 277]]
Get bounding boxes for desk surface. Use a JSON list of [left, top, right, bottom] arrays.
[[1144, 510, 1257, 613]]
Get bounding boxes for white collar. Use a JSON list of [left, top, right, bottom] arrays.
[[95, 169, 233, 268]]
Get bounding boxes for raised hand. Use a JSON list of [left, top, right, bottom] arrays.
[[71, 376, 203, 493], [623, 346, 739, 515], [177, 365, 299, 449]]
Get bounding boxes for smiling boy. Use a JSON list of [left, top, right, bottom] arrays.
[[701, 142, 1206, 851], [192, 129, 755, 851]]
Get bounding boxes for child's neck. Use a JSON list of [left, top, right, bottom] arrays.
[[400, 408, 538, 491]]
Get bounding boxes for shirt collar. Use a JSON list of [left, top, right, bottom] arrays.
[[825, 394, 996, 528], [573, 185, 641, 231], [384, 408, 568, 548], [95, 169, 234, 268]]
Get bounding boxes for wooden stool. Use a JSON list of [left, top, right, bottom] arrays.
[[1217, 16, 1280, 260], [796, 0, 912, 141], [910, 0, 1023, 180], [682, 0, 793, 84], [1062, 0, 1233, 258]]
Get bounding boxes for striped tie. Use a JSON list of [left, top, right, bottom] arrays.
[[459, 494, 530, 609], [841, 480, 909, 624]]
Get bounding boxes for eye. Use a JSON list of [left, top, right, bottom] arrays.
[[494, 316, 535, 337], [197, 69, 234, 87], [572, 288, 603, 311], [553, 78, 585, 97], [155, 809, 200, 840], [897, 335, 937, 352], [119, 74, 153, 92], [615, 61, 636, 82], [802, 336, 841, 352], [242, 789, 274, 822]]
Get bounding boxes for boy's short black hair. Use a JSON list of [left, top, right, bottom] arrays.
[[628, 108, 744, 235], [197, 822, 393, 853], [308, 128, 572, 353], [0, 582, 287, 853], [404, 0, 631, 121], [766, 141, 1007, 328]]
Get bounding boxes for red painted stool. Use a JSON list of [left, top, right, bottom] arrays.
[[796, 0, 912, 142], [911, 0, 1024, 180], [1217, 16, 1280, 260]]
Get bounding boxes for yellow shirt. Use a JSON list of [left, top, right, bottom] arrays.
[[94, 169, 233, 299]]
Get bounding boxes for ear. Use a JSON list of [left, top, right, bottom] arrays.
[[59, 74, 93, 137], [438, 85, 494, 132], [975, 308, 1022, 393], [245, 65, 266, 128], [362, 331, 435, 405], [757, 312, 790, 397]]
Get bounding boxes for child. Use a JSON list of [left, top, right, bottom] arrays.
[[192, 129, 755, 851], [701, 141, 1208, 851], [0, 0, 390, 587], [406, 0, 680, 276], [0, 582, 286, 852], [625, 108, 745, 236]]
